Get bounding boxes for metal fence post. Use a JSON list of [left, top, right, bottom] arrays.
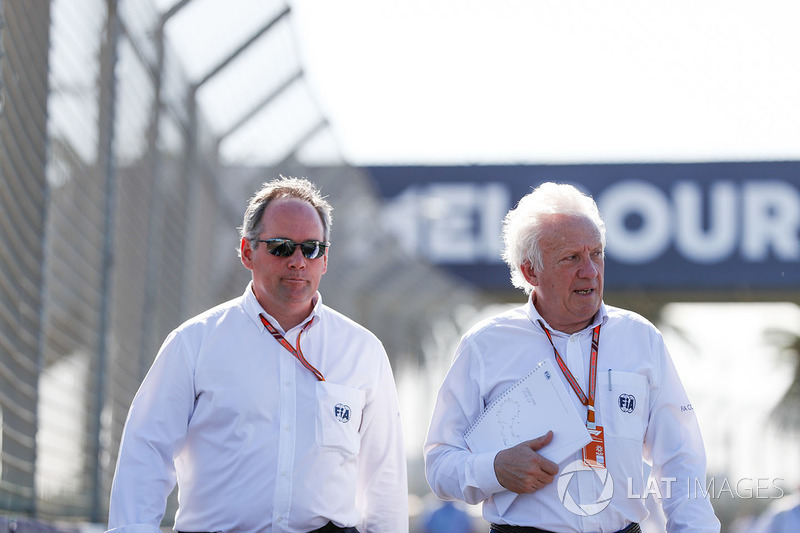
[[91, 0, 120, 522]]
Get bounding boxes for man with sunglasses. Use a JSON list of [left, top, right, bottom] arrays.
[[107, 177, 408, 533]]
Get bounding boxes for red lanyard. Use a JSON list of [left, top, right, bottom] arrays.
[[538, 320, 601, 429], [259, 314, 325, 381]]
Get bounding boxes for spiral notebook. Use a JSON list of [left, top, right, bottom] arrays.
[[465, 359, 590, 459], [464, 359, 591, 513]]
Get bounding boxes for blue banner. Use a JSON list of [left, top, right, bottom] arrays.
[[366, 162, 800, 291]]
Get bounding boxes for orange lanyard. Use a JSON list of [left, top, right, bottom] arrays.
[[538, 320, 601, 429], [260, 314, 325, 381]]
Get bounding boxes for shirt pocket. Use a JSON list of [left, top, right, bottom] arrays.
[[601, 370, 648, 441], [315, 381, 366, 455]]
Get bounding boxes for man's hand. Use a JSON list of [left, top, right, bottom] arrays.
[[493, 430, 559, 494]]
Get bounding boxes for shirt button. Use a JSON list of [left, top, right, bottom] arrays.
[[283, 425, 291, 431], [284, 380, 291, 387], [281, 470, 288, 476]]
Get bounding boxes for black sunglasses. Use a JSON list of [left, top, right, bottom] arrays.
[[256, 238, 329, 259]]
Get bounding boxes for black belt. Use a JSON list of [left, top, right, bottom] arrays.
[[178, 522, 357, 533], [490, 522, 640, 533], [309, 521, 359, 533]]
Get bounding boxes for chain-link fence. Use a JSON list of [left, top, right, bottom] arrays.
[[0, 0, 51, 517], [0, 0, 247, 522]]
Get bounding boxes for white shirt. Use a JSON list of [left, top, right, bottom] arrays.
[[424, 298, 720, 533], [107, 284, 408, 533]]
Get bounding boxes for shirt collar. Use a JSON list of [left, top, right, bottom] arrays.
[[242, 281, 324, 334], [525, 293, 608, 335]]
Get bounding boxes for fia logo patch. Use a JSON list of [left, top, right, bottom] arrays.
[[334, 403, 351, 423], [618, 394, 636, 413]]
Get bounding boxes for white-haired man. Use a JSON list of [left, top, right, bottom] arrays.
[[424, 182, 719, 533]]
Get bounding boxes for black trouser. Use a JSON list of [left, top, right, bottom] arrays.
[[309, 521, 359, 533], [178, 522, 358, 533], [490, 522, 640, 533]]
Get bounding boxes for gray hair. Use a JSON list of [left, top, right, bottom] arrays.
[[239, 176, 333, 256], [501, 182, 606, 294]]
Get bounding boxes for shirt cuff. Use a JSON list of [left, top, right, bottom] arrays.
[[471, 450, 506, 495]]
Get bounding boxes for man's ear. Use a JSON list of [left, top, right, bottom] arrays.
[[520, 260, 538, 286], [241, 237, 254, 270]]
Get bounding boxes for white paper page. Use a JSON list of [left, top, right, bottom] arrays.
[[464, 359, 591, 514]]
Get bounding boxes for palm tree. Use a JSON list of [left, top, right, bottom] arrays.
[[764, 328, 800, 433]]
